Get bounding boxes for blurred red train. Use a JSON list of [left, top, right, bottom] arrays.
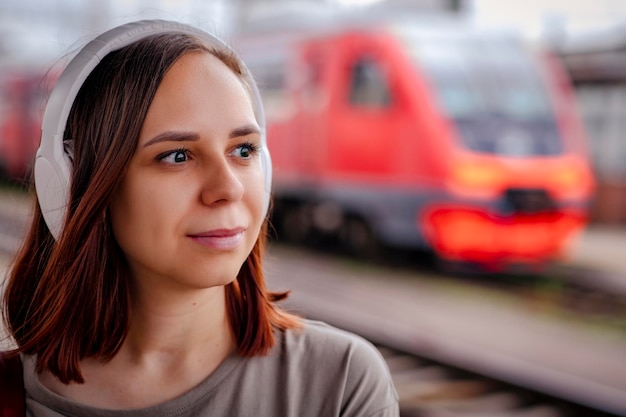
[[0, 66, 47, 180], [238, 18, 594, 270], [0, 19, 594, 270]]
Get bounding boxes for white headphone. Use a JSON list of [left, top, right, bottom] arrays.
[[35, 20, 271, 241]]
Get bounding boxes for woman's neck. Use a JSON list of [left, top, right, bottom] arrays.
[[126, 284, 232, 359], [39, 285, 235, 409]]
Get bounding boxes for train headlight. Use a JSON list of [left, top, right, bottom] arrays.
[[553, 167, 579, 189], [449, 161, 504, 195], [550, 161, 594, 197]]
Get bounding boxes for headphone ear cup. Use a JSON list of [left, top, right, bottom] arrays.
[[261, 143, 272, 215], [34, 153, 70, 240]]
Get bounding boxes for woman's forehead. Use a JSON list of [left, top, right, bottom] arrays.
[[138, 52, 257, 143]]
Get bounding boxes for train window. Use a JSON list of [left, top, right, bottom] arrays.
[[304, 57, 323, 89], [348, 57, 392, 108], [299, 55, 328, 113], [397, 29, 563, 156]]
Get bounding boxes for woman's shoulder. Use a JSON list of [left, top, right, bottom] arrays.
[[282, 319, 369, 349], [280, 319, 392, 381], [277, 319, 399, 416], [285, 319, 377, 350]]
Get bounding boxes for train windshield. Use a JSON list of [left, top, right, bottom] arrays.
[[397, 27, 563, 156]]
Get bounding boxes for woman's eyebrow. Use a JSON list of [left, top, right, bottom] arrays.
[[143, 131, 200, 148], [230, 124, 261, 138]]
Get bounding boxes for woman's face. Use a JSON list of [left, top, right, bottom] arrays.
[[109, 51, 266, 291]]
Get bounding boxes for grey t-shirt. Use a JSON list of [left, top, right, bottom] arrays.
[[24, 320, 399, 417]]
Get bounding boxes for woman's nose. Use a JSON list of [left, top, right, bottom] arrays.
[[200, 158, 245, 206]]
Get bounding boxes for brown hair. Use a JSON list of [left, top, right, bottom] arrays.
[[2, 33, 300, 384]]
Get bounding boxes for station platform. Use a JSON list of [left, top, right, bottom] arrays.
[[563, 225, 626, 295]]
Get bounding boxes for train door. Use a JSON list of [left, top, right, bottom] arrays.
[[329, 34, 399, 177]]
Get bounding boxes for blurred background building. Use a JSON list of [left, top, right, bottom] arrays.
[[1, 0, 626, 231], [2, 0, 626, 55]]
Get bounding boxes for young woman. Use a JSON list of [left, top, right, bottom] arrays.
[[0, 20, 398, 416]]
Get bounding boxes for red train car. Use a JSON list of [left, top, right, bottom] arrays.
[[0, 66, 50, 180], [238, 19, 594, 270]]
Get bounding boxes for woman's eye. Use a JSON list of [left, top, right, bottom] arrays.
[[159, 149, 189, 164], [232, 143, 258, 159]]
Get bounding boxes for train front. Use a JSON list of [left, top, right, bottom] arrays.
[[397, 26, 594, 270]]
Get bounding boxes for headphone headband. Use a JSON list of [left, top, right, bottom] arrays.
[[35, 20, 270, 240]]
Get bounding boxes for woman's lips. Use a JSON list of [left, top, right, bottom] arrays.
[[188, 228, 245, 250]]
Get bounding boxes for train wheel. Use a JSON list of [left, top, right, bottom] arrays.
[[280, 205, 312, 244], [339, 217, 380, 261]]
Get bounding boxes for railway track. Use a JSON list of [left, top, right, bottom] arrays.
[[376, 341, 620, 417], [0, 187, 624, 416], [272, 234, 626, 331]]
